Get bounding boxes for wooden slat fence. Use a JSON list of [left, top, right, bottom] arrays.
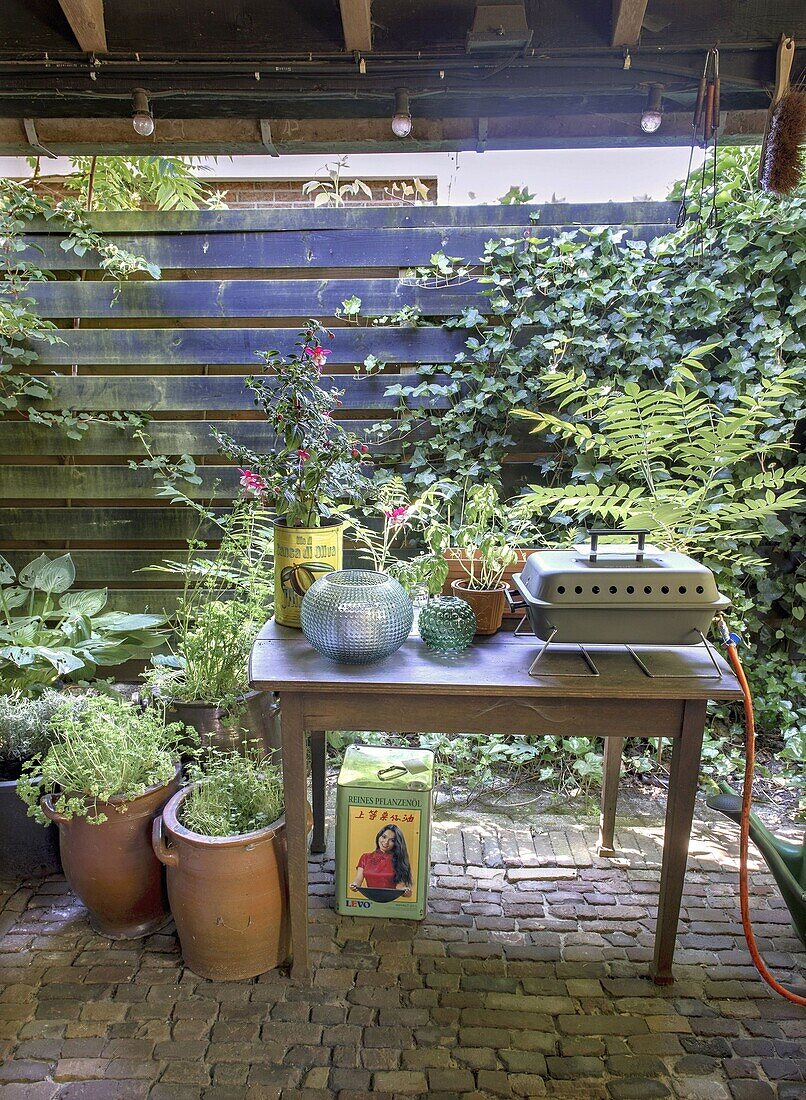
[[3, 202, 676, 615]]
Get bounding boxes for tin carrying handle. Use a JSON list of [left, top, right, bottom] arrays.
[[588, 528, 650, 562], [377, 764, 409, 782]]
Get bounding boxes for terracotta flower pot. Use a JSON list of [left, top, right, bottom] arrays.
[[166, 691, 281, 757], [41, 766, 181, 939], [451, 579, 508, 635], [153, 787, 311, 981], [442, 549, 538, 620]]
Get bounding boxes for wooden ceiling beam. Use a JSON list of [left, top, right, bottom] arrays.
[[0, 111, 765, 155], [339, 0, 372, 52], [56, 0, 108, 53], [611, 0, 649, 48]]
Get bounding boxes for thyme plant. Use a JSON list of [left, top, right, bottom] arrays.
[[180, 748, 283, 837]]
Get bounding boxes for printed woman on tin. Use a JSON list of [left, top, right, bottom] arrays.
[[350, 824, 413, 895]]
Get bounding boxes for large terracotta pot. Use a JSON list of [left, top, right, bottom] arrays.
[[0, 778, 61, 880], [451, 579, 508, 635], [442, 549, 538, 621], [41, 766, 181, 938], [153, 787, 310, 981], [166, 691, 281, 757]]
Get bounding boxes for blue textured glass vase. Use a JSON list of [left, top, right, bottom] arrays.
[[418, 596, 476, 654], [300, 570, 414, 664]]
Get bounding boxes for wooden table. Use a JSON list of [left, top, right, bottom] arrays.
[[249, 620, 741, 983]]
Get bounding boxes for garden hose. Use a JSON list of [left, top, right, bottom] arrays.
[[715, 616, 806, 1006]]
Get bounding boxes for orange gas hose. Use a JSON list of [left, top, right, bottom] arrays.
[[725, 641, 806, 1006]]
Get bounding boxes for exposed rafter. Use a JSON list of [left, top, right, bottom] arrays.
[[611, 0, 649, 47], [339, 0, 372, 52], [56, 0, 108, 53]]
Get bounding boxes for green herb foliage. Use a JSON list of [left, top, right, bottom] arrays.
[[180, 747, 284, 837], [0, 689, 71, 780], [18, 694, 184, 825]]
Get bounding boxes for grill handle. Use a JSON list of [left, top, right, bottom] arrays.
[[504, 587, 526, 612], [588, 528, 650, 562]]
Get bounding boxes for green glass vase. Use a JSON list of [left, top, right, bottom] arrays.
[[418, 596, 476, 654]]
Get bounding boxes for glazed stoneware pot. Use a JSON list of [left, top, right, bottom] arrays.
[[153, 787, 311, 981], [41, 765, 181, 938], [166, 692, 281, 756], [0, 778, 61, 880], [451, 579, 508, 635]]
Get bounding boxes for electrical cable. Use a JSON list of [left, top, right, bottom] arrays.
[[716, 619, 806, 1007]]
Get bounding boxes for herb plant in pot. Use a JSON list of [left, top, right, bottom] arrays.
[[153, 747, 305, 980], [214, 321, 372, 627], [428, 484, 524, 635], [18, 694, 186, 938], [0, 690, 74, 879]]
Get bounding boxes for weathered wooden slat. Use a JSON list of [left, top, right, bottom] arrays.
[[3, 465, 242, 500], [0, 508, 222, 542], [21, 223, 673, 271], [0, 418, 413, 456], [36, 373, 448, 412], [26, 203, 678, 234], [30, 326, 466, 366], [1, 548, 216, 584], [28, 278, 482, 318]]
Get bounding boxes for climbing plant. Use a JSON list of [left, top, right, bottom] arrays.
[[384, 149, 805, 807]]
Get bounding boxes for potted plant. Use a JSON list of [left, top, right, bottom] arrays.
[[426, 484, 533, 635], [18, 693, 186, 938], [0, 690, 76, 878], [143, 508, 279, 752], [153, 747, 305, 980], [214, 321, 373, 627], [0, 552, 166, 692]]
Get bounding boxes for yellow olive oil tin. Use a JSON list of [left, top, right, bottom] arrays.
[[336, 744, 435, 920], [273, 519, 343, 628]]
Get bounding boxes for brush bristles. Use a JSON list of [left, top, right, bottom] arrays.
[[761, 88, 806, 196]]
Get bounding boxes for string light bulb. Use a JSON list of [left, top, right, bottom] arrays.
[[391, 88, 412, 138], [640, 84, 664, 134], [132, 88, 155, 137]]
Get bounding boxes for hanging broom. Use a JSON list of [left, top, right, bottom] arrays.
[[759, 34, 806, 195]]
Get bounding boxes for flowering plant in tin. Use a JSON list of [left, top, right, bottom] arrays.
[[214, 321, 372, 529]]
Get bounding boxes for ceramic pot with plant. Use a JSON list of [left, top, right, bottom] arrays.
[[427, 484, 523, 636], [153, 748, 308, 980], [18, 694, 186, 938], [213, 321, 373, 627], [0, 690, 73, 879], [0, 552, 166, 692]]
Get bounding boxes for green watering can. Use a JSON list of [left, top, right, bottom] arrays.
[[707, 782, 806, 948]]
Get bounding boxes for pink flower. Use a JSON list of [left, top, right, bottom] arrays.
[[384, 506, 409, 526], [239, 469, 269, 496], [305, 345, 331, 369], [297, 448, 311, 462]]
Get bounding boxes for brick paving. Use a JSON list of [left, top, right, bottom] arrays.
[[0, 787, 804, 1100]]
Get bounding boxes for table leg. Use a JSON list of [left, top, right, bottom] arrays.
[[279, 693, 311, 984], [598, 735, 624, 855], [651, 699, 706, 986], [309, 730, 327, 855]]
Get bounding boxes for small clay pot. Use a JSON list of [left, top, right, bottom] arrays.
[[154, 786, 309, 981], [0, 777, 61, 880], [166, 691, 280, 757], [451, 579, 508, 635], [41, 766, 181, 939]]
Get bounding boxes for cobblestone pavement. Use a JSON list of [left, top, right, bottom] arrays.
[[0, 788, 804, 1100]]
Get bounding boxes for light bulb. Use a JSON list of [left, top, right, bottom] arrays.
[[391, 88, 411, 138], [391, 113, 412, 138], [133, 112, 155, 136], [131, 88, 154, 137], [640, 84, 663, 134]]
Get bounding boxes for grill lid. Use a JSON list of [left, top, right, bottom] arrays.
[[519, 529, 724, 608]]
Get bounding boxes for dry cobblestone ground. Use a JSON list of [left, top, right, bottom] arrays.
[[0, 789, 804, 1100]]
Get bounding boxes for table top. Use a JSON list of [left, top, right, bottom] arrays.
[[249, 620, 742, 700]]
